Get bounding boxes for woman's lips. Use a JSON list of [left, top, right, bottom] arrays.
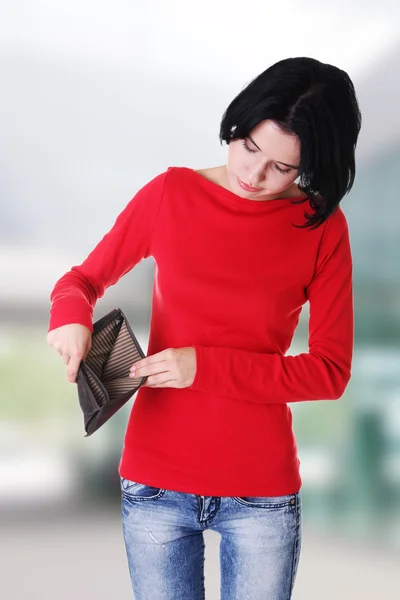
[[237, 177, 263, 192]]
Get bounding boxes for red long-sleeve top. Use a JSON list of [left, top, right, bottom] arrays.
[[48, 166, 354, 496]]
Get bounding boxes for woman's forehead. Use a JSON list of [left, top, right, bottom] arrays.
[[250, 120, 300, 154]]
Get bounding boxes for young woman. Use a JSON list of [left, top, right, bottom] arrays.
[[47, 56, 362, 599]]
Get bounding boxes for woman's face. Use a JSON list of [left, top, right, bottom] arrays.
[[226, 119, 301, 200]]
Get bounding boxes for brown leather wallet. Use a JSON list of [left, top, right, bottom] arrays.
[[76, 308, 147, 437]]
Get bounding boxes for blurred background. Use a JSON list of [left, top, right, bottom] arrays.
[[1, 1, 400, 598]]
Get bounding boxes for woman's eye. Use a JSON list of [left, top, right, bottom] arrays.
[[241, 139, 257, 154], [241, 139, 292, 174], [274, 164, 291, 174]]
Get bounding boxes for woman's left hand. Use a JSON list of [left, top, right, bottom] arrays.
[[129, 347, 197, 388]]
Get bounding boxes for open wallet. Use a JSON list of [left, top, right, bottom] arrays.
[[76, 308, 147, 437]]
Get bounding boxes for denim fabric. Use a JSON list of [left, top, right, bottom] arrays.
[[120, 476, 302, 599]]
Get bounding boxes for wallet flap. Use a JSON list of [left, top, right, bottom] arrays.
[[78, 361, 109, 408], [102, 317, 143, 381]]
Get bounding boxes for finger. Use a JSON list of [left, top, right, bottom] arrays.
[[61, 352, 70, 366], [130, 364, 170, 378], [131, 357, 166, 373], [144, 374, 175, 387], [145, 381, 175, 388], [66, 356, 82, 383], [132, 348, 172, 370]]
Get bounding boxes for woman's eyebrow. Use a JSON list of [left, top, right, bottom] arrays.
[[247, 134, 262, 151], [276, 160, 300, 169], [247, 134, 300, 169]]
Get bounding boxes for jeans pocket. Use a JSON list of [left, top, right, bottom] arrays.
[[233, 492, 298, 509], [120, 476, 165, 500]]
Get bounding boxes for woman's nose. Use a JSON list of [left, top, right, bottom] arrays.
[[248, 170, 265, 187]]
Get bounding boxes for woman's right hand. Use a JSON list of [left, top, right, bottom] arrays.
[[46, 324, 92, 383]]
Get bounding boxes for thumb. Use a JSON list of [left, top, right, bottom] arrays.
[[67, 355, 82, 383]]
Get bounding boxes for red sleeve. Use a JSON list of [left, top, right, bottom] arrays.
[[47, 170, 168, 333], [188, 208, 354, 403]]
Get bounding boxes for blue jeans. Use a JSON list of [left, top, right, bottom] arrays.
[[120, 476, 302, 599]]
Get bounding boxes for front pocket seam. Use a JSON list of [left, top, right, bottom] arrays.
[[232, 495, 296, 509], [121, 488, 166, 501], [120, 478, 166, 500], [120, 477, 141, 492]]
